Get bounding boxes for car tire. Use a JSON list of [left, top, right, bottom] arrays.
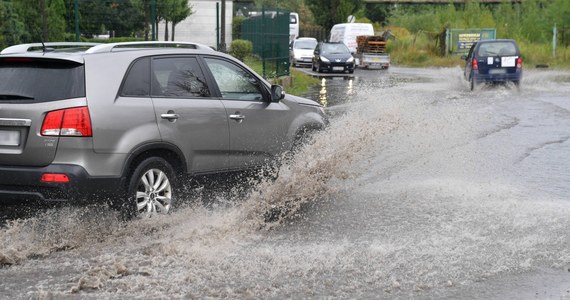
[[121, 157, 176, 220], [312, 64, 316, 72], [348, 69, 354, 74], [470, 76, 477, 91]]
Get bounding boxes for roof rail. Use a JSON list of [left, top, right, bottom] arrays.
[[1, 42, 101, 54], [84, 41, 216, 54]]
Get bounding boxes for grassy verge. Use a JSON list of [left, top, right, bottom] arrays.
[[244, 56, 319, 96], [388, 31, 570, 69]]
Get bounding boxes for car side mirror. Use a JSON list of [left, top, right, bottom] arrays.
[[271, 85, 285, 102]]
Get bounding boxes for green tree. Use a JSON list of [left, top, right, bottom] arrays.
[[78, 1, 144, 38], [162, 0, 193, 41], [11, 0, 66, 42], [1, 1, 26, 48], [47, 0, 66, 41], [306, 0, 362, 29], [133, 0, 153, 40], [0, 3, 5, 48]]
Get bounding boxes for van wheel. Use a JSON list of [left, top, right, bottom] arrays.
[[121, 157, 175, 220]]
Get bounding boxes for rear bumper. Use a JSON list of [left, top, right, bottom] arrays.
[[0, 164, 124, 204], [473, 70, 522, 83]]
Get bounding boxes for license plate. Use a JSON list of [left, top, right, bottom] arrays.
[[332, 66, 344, 71], [0, 130, 20, 146], [489, 68, 507, 74]]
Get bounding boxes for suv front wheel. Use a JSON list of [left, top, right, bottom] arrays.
[[124, 157, 175, 219]]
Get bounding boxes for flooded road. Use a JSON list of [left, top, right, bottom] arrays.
[[2, 66, 570, 299]]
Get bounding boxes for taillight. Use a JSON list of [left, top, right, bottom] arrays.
[[472, 59, 478, 71], [517, 57, 522, 69], [41, 173, 70, 183], [41, 106, 92, 137]]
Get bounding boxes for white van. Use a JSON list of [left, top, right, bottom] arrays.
[[289, 12, 300, 41], [329, 23, 374, 54]]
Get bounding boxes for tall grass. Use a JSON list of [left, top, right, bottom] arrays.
[[389, 32, 570, 69]]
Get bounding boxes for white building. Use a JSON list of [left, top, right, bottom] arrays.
[[157, 0, 233, 49]]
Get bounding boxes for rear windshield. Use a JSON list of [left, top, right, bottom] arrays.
[[0, 58, 85, 102], [477, 42, 518, 57]]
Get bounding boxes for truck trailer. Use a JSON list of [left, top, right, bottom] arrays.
[[355, 34, 390, 70]]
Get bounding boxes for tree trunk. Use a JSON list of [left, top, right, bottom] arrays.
[[164, 20, 169, 41], [171, 22, 175, 41]]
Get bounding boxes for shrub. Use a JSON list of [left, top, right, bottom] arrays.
[[229, 39, 253, 61]]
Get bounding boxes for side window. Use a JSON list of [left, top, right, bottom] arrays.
[[121, 57, 150, 97], [203, 58, 264, 101], [152, 57, 210, 98]]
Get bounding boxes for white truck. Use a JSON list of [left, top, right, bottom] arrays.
[[329, 23, 390, 69]]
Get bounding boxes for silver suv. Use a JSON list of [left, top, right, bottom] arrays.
[[0, 42, 326, 218]]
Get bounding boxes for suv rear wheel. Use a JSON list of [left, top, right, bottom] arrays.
[[124, 157, 175, 219]]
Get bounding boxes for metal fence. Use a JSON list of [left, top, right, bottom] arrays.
[[445, 28, 497, 56], [240, 9, 290, 78]]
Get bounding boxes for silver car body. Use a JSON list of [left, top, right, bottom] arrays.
[[0, 42, 326, 208]]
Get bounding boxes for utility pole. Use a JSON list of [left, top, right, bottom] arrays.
[[220, 0, 226, 52], [151, 0, 157, 41]]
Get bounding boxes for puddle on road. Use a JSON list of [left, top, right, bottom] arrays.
[[2, 67, 570, 299]]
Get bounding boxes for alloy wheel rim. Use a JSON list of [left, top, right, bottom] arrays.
[[135, 168, 172, 217]]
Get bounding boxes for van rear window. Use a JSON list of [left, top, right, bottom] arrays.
[[477, 42, 517, 57], [0, 58, 85, 102]]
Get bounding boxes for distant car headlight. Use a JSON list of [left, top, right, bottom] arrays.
[[346, 56, 354, 63], [320, 56, 330, 62]]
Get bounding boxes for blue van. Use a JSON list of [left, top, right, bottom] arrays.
[[462, 39, 522, 91]]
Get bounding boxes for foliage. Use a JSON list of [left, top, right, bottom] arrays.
[[10, 0, 66, 42], [306, 0, 362, 29], [158, 0, 193, 41], [386, 0, 570, 45], [229, 39, 253, 61], [72, 0, 144, 38], [232, 16, 247, 39]]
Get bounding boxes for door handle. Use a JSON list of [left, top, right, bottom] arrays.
[[161, 113, 179, 121], [229, 114, 245, 122]]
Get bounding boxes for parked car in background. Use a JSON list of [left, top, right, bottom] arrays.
[[290, 37, 318, 67], [462, 39, 523, 91], [312, 42, 355, 74], [0, 41, 327, 219]]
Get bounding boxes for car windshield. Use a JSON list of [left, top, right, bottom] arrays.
[[321, 43, 350, 55], [477, 42, 517, 57], [294, 40, 317, 50]]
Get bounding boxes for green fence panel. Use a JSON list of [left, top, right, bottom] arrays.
[[446, 28, 496, 56], [240, 9, 290, 78]]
